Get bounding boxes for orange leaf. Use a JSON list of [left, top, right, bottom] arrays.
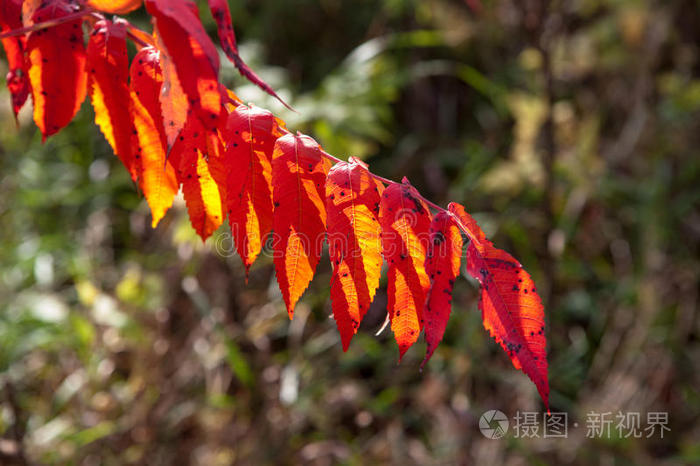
[[21, 0, 42, 27], [326, 158, 385, 350], [451, 202, 550, 410], [146, 0, 223, 131], [155, 31, 188, 150], [223, 104, 280, 275], [0, 0, 30, 120], [182, 152, 224, 241], [86, 0, 142, 14], [378, 178, 432, 359], [448, 201, 486, 248], [87, 19, 138, 180], [129, 46, 177, 227], [421, 210, 463, 368], [27, 2, 87, 140], [168, 116, 224, 241], [272, 133, 332, 317]]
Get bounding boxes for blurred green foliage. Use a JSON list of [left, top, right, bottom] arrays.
[[0, 0, 699, 464]]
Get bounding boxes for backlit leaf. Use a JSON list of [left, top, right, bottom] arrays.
[[421, 210, 463, 368], [86, 0, 142, 14], [129, 46, 178, 227], [155, 30, 189, 150], [146, 0, 223, 130], [326, 158, 385, 350], [272, 133, 332, 317], [451, 202, 550, 410], [0, 0, 30, 120], [87, 19, 138, 180], [26, 1, 87, 140], [378, 178, 432, 359], [223, 104, 281, 275], [169, 116, 224, 241]]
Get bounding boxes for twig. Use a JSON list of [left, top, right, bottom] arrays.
[[0, 8, 95, 39]]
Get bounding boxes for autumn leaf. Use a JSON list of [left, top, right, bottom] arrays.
[[129, 46, 178, 227], [26, 1, 87, 140], [378, 178, 432, 359], [87, 19, 139, 181], [326, 158, 385, 350], [146, 0, 223, 131], [272, 133, 332, 317], [421, 210, 463, 368], [223, 104, 281, 275], [86, 0, 142, 14], [168, 115, 224, 241], [21, 0, 42, 27], [155, 35, 189, 151], [451, 202, 550, 410], [206, 0, 291, 109], [447, 201, 486, 247], [0, 0, 30, 120], [182, 148, 225, 241], [0, 2, 552, 409]]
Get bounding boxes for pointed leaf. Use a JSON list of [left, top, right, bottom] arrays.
[[272, 133, 331, 317], [169, 116, 224, 241], [207, 0, 290, 109], [448, 201, 486, 248], [156, 35, 189, 151], [326, 158, 385, 350], [450, 202, 549, 410], [0, 0, 30, 119], [146, 0, 223, 130], [223, 104, 280, 274], [87, 19, 139, 180], [27, 2, 87, 140], [421, 210, 463, 368], [129, 46, 177, 227], [378, 178, 432, 359]]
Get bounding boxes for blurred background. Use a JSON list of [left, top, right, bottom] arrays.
[[0, 0, 699, 464]]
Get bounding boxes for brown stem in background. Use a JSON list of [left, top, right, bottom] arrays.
[[1, 381, 28, 466], [539, 36, 557, 311]]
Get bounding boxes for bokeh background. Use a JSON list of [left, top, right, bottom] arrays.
[[1, 0, 699, 464]]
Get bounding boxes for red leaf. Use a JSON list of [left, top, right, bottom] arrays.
[[87, 19, 138, 180], [146, 0, 223, 131], [206, 0, 291, 110], [156, 38, 188, 151], [0, 0, 30, 120], [168, 116, 224, 241], [129, 46, 178, 227], [421, 210, 463, 368], [378, 178, 432, 359], [223, 104, 281, 275], [450, 202, 550, 410], [326, 158, 385, 350], [26, 1, 87, 140], [448, 201, 486, 248], [272, 133, 332, 317]]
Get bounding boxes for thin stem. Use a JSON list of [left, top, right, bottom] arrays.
[[0, 9, 95, 39], [249, 106, 450, 217]]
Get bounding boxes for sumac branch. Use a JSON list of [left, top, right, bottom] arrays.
[[0, 0, 549, 409]]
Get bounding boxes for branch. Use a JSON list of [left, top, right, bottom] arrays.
[[0, 8, 96, 39]]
